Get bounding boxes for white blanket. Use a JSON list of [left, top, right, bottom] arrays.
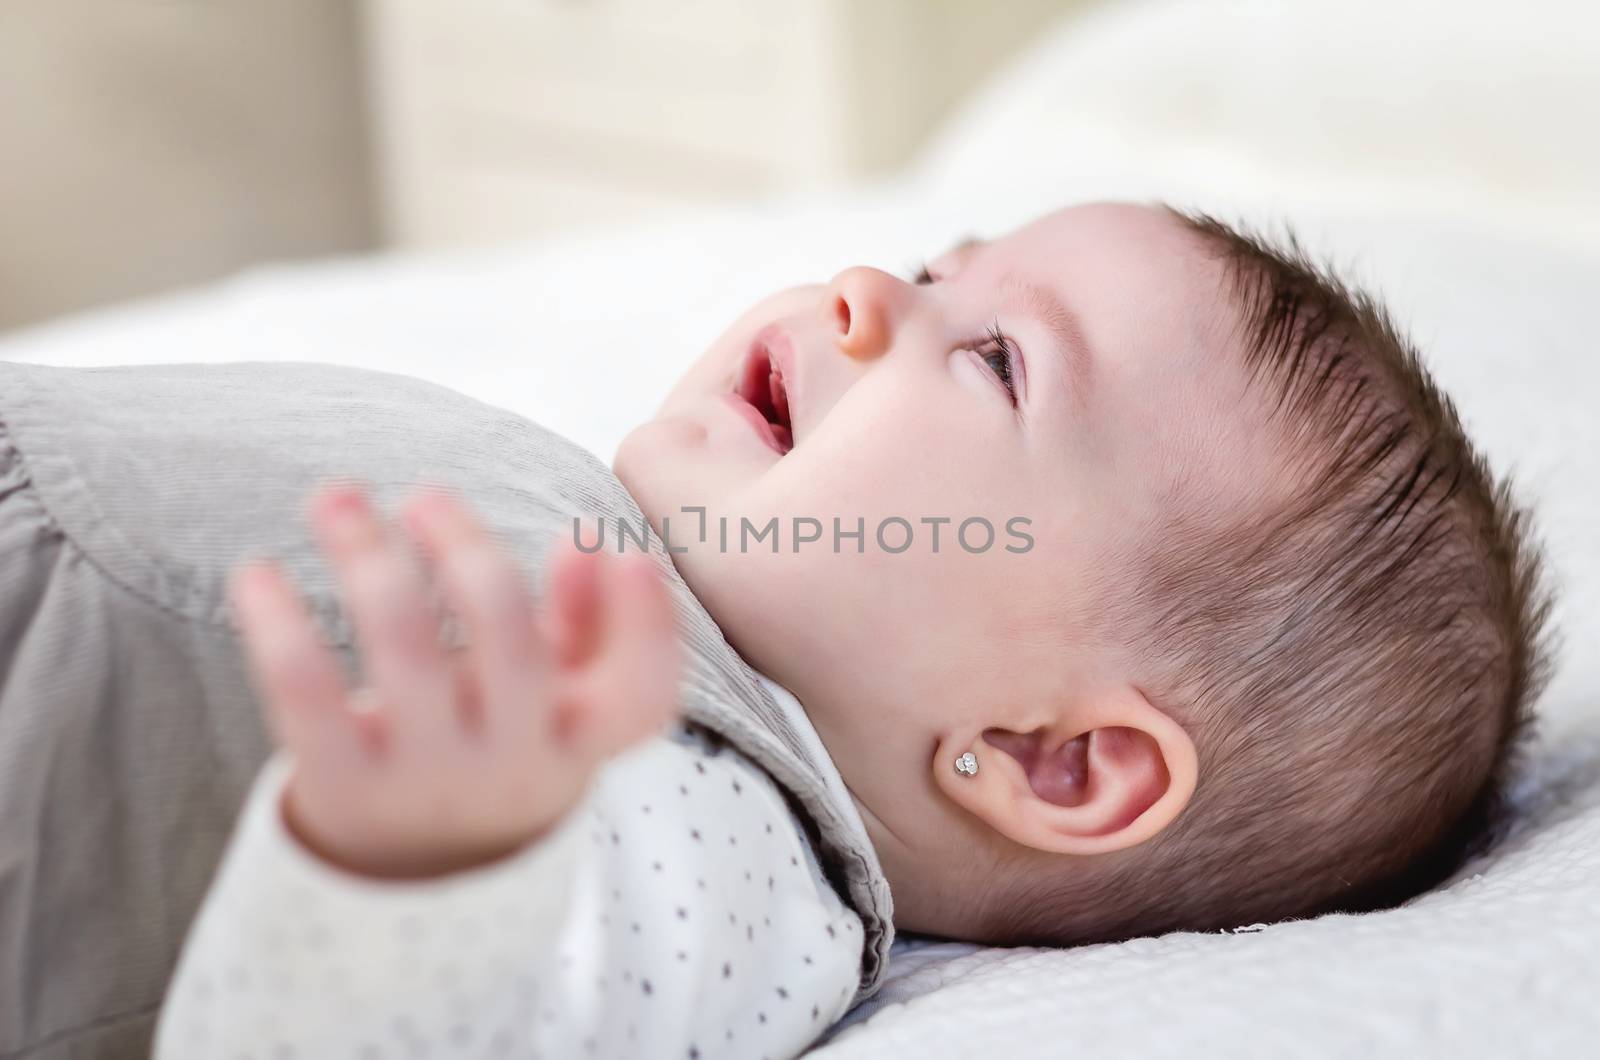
[[5, 1, 1597, 1054]]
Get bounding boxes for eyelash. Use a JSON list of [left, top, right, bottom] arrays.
[[978, 323, 1020, 405], [909, 261, 1020, 406]]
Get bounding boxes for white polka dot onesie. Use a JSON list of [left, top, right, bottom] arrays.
[[153, 677, 868, 1060]]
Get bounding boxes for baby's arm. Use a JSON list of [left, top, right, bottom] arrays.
[[152, 747, 593, 1056], [151, 481, 678, 1053], [156, 738, 866, 1058], [153, 482, 863, 1058]]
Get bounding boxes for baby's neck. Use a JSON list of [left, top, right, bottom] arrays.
[[750, 673, 866, 822], [750, 670, 940, 933]]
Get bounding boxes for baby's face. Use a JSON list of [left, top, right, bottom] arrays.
[[615, 202, 1277, 865]]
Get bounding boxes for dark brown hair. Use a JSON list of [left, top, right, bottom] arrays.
[[993, 208, 1554, 944]]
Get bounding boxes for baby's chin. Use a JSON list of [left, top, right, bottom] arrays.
[[613, 417, 704, 505], [614, 414, 749, 575]]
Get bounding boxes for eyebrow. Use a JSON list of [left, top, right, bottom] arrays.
[[998, 272, 1095, 409], [931, 236, 983, 272]]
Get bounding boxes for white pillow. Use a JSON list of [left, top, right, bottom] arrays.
[[911, 0, 1600, 253]]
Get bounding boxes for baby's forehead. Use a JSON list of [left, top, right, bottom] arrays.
[[1007, 201, 1205, 260], [987, 204, 1237, 331], [1040, 215, 1299, 516]]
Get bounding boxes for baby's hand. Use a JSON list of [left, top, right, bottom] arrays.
[[228, 482, 680, 879]]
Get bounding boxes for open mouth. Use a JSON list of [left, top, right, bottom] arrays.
[[735, 338, 794, 454]]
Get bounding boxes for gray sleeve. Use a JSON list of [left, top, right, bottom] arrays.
[[0, 359, 632, 1059]]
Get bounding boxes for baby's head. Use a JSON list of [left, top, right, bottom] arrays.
[[614, 202, 1551, 944]]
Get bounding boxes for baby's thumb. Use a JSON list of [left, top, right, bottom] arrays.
[[590, 552, 682, 755], [539, 535, 603, 667]]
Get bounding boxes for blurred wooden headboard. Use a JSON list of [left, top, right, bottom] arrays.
[[0, 0, 374, 332]]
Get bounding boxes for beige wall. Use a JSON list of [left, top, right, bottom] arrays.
[[0, 1, 1086, 332], [0, 0, 375, 332], [364, 0, 1082, 248]]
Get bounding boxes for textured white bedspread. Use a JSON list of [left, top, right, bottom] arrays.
[[819, 733, 1600, 1056]]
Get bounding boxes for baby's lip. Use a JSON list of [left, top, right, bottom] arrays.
[[732, 323, 799, 454], [721, 393, 787, 454]]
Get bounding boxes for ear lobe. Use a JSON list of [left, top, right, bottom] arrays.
[[933, 688, 1198, 856]]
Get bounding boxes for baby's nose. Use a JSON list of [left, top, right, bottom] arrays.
[[823, 266, 905, 361]]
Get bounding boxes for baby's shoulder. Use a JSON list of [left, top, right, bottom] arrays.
[[581, 726, 833, 884], [566, 728, 867, 1009], [594, 724, 794, 823]]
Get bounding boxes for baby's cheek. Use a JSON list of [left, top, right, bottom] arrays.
[[619, 416, 707, 458]]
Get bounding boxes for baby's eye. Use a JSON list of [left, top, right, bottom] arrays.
[[910, 262, 935, 285], [977, 322, 1019, 405]]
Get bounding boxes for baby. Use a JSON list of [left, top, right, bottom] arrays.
[[151, 202, 1549, 1057]]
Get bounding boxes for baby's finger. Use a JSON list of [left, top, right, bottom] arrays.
[[310, 482, 456, 743], [581, 553, 681, 756], [229, 560, 377, 762], [539, 536, 604, 668], [400, 486, 544, 731]]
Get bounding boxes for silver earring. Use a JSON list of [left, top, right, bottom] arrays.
[[954, 751, 979, 776]]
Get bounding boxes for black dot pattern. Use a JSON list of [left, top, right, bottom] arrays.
[[153, 726, 864, 1059]]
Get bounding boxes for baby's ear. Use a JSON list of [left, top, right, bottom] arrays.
[[932, 686, 1198, 856]]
